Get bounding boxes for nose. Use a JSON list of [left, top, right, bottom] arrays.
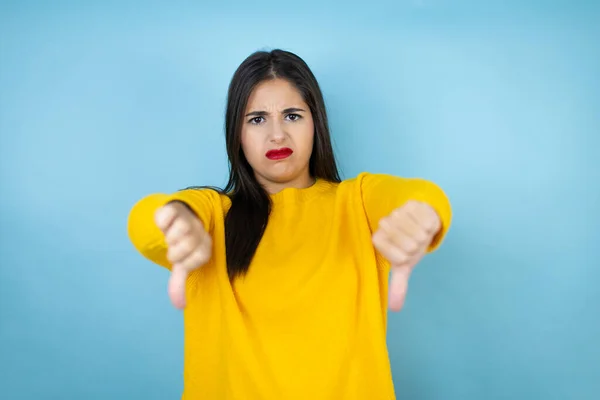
[[268, 119, 286, 143]]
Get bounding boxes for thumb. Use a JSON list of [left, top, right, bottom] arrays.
[[168, 264, 188, 309], [388, 265, 413, 311]]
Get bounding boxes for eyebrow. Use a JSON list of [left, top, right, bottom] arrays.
[[245, 107, 306, 117]]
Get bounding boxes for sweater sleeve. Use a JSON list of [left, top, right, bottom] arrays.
[[126, 189, 218, 269], [359, 172, 452, 252]]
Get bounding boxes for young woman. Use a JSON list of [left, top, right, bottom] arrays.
[[127, 49, 452, 399]]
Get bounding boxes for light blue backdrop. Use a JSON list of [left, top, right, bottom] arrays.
[[1, 1, 598, 399]]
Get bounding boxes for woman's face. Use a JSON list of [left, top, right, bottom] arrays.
[[241, 78, 315, 194]]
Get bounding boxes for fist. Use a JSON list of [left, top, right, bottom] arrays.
[[154, 201, 212, 309], [372, 200, 441, 311]]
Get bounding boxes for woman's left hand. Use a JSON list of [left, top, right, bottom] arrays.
[[371, 200, 441, 311]]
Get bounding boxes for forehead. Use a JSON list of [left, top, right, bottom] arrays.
[[245, 78, 306, 110]]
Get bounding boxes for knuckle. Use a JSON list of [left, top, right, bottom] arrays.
[[154, 207, 168, 226], [181, 254, 199, 271], [424, 217, 438, 232], [404, 200, 418, 211], [190, 249, 208, 268], [433, 217, 442, 231], [188, 233, 202, 248], [166, 223, 181, 240], [170, 240, 194, 263], [178, 218, 191, 234], [198, 251, 210, 265], [372, 231, 385, 246], [393, 250, 409, 265], [417, 229, 430, 243], [167, 245, 179, 263], [415, 236, 427, 247], [391, 209, 404, 220], [404, 239, 418, 253], [166, 250, 175, 263], [180, 259, 194, 272], [202, 236, 213, 253], [378, 217, 389, 230], [164, 203, 178, 214], [179, 239, 193, 255], [415, 202, 430, 216]]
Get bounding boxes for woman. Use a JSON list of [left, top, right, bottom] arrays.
[[127, 49, 452, 399]]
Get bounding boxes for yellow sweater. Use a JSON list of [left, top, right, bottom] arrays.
[[127, 172, 452, 400]]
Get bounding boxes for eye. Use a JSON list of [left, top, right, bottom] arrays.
[[286, 113, 302, 122], [249, 116, 265, 125]]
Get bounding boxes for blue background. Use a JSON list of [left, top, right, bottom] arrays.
[[1, 1, 598, 399]]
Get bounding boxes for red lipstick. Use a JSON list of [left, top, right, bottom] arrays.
[[266, 147, 293, 160]]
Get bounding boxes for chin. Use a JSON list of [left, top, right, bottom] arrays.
[[258, 168, 299, 184], [264, 163, 296, 177], [266, 172, 297, 183]]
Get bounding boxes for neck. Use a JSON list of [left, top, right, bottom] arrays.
[[259, 175, 316, 195]]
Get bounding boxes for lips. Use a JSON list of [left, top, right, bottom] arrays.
[[265, 147, 293, 160]]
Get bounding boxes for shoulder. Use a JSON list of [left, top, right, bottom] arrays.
[[338, 171, 410, 192], [174, 186, 232, 210], [342, 171, 444, 192], [337, 172, 449, 210]]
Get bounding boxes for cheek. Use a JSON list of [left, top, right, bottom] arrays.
[[302, 124, 315, 156], [241, 130, 262, 164]]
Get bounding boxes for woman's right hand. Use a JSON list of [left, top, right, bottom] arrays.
[[154, 201, 213, 309]]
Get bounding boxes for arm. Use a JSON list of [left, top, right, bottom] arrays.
[[360, 172, 452, 252], [126, 189, 216, 269]]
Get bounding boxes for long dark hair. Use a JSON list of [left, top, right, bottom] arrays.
[[191, 49, 341, 280]]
